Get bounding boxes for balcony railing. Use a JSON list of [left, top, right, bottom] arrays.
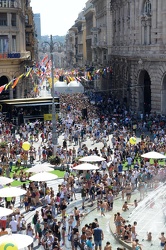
[[0, 51, 31, 59], [97, 41, 107, 47]]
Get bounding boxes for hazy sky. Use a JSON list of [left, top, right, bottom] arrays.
[[31, 0, 87, 36]]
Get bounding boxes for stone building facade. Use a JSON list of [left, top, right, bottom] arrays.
[[0, 0, 35, 99], [66, 0, 166, 114], [91, 0, 112, 67], [110, 0, 166, 114]]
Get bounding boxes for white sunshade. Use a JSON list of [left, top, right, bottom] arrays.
[[0, 187, 27, 197], [0, 234, 33, 249], [73, 163, 99, 170], [141, 151, 166, 159], [29, 172, 58, 182], [0, 207, 13, 216], [0, 176, 14, 186], [79, 155, 106, 162], [26, 164, 53, 173]]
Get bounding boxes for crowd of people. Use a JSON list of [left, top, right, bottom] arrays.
[[0, 91, 166, 249]]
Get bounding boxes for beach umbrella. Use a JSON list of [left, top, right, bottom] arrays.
[[141, 151, 166, 159], [79, 155, 105, 162], [0, 177, 14, 186], [0, 234, 33, 249], [26, 165, 53, 173], [0, 207, 13, 216], [0, 187, 26, 198], [29, 172, 58, 182], [73, 163, 99, 170]]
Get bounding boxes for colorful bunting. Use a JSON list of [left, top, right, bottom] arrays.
[[12, 73, 24, 89], [0, 84, 6, 94], [5, 80, 14, 90], [25, 68, 32, 77]]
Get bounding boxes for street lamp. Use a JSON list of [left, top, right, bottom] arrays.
[[42, 35, 58, 155]]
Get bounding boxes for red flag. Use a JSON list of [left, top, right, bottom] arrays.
[[0, 84, 6, 94], [42, 55, 48, 63]]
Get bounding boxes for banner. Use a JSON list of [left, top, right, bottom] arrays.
[[44, 114, 58, 121]]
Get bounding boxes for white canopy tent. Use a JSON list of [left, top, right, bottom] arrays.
[[141, 151, 166, 159], [54, 80, 84, 94]]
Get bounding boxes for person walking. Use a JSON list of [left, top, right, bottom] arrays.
[[81, 185, 87, 209], [93, 224, 104, 250]]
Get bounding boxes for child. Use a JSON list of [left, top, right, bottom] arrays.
[[134, 199, 138, 208], [100, 201, 105, 216], [147, 232, 152, 241], [122, 201, 129, 211], [68, 215, 74, 235]]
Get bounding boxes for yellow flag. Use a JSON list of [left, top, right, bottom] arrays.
[[5, 80, 13, 90], [25, 68, 32, 77]]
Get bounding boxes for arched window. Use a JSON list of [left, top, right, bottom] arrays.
[[144, 0, 151, 15]]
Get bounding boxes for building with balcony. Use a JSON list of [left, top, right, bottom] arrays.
[[84, 0, 95, 66], [0, 0, 31, 99], [74, 11, 86, 67], [25, 1, 37, 65], [65, 27, 77, 67], [91, 0, 112, 67], [110, 0, 166, 114]]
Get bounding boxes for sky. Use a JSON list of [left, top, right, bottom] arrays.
[[31, 0, 88, 36]]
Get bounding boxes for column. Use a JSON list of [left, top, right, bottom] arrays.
[[16, 85, 20, 98], [147, 21, 150, 44], [141, 20, 145, 44], [9, 87, 13, 99]]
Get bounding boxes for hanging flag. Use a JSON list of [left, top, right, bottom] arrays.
[[12, 74, 24, 89], [5, 79, 14, 90], [41, 55, 48, 64], [0, 84, 6, 94], [25, 68, 32, 77]]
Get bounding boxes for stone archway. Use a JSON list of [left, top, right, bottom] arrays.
[[161, 74, 166, 114], [138, 70, 151, 114]]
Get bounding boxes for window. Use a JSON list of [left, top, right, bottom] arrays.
[[144, 0, 151, 15], [11, 13, 16, 26], [12, 35, 16, 51], [25, 14, 29, 25], [0, 13, 7, 26], [0, 35, 8, 53], [26, 33, 30, 45]]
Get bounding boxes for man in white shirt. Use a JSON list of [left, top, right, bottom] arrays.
[[9, 216, 18, 233], [127, 156, 132, 170], [45, 194, 51, 205]]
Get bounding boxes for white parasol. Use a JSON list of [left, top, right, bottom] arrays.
[[141, 151, 166, 159], [26, 165, 53, 173], [0, 187, 27, 197], [0, 177, 14, 186], [29, 172, 58, 182], [0, 207, 13, 216], [73, 163, 99, 170], [0, 234, 33, 249], [79, 155, 106, 162]]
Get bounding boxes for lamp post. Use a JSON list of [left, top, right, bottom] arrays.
[[42, 35, 58, 155], [50, 35, 58, 155]]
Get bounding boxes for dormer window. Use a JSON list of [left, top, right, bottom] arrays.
[[144, 0, 151, 15]]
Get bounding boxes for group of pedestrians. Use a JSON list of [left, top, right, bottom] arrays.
[[0, 91, 166, 250]]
